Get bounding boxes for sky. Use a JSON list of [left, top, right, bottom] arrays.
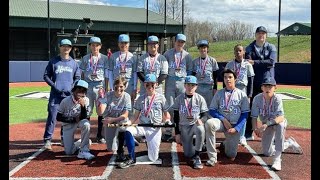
[[46, 0, 311, 37]]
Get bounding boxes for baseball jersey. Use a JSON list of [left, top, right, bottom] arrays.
[[79, 53, 108, 82], [225, 59, 255, 87], [163, 48, 193, 78], [134, 92, 170, 124], [102, 91, 132, 123], [109, 51, 137, 80], [137, 53, 168, 78], [171, 93, 208, 125], [57, 95, 91, 123], [209, 88, 250, 124], [251, 93, 284, 124], [193, 56, 219, 85]]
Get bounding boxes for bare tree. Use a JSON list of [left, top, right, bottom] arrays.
[[151, 0, 189, 22]]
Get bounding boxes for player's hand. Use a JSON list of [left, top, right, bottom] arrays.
[[256, 124, 267, 138], [131, 90, 137, 101], [248, 59, 254, 65], [196, 119, 203, 126], [175, 134, 181, 144], [122, 120, 132, 126], [227, 128, 237, 134], [78, 97, 86, 107], [104, 117, 114, 124], [222, 119, 232, 130]]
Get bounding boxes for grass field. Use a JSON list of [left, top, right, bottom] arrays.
[[9, 85, 311, 129], [188, 35, 311, 63]]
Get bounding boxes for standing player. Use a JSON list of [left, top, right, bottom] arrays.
[[163, 33, 193, 142], [192, 40, 219, 107], [43, 39, 81, 150], [225, 44, 255, 146], [56, 80, 95, 160], [97, 77, 131, 160], [79, 36, 109, 144], [205, 69, 250, 166], [118, 74, 171, 168], [172, 75, 208, 169], [108, 34, 138, 103], [137, 35, 168, 95], [244, 26, 277, 141], [251, 77, 303, 171]]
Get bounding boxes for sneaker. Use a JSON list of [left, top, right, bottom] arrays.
[[288, 137, 303, 154], [118, 158, 136, 169], [205, 159, 216, 166], [246, 135, 255, 141], [77, 150, 95, 160], [75, 139, 92, 146], [271, 158, 281, 171], [193, 156, 203, 169], [239, 136, 248, 146], [97, 137, 106, 144], [115, 153, 128, 163], [44, 140, 52, 150]]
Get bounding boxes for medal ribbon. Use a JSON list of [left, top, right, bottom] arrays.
[[90, 53, 100, 74], [144, 94, 156, 117], [224, 89, 235, 111], [184, 96, 193, 117], [119, 52, 128, 71], [174, 51, 182, 69], [148, 53, 158, 71], [234, 60, 241, 77], [262, 95, 273, 116], [200, 57, 208, 76]]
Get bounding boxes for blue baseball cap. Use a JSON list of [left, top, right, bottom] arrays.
[[144, 74, 157, 83], [148, 35, 159, 43], [185, 75, 198, 85], [73, 80, 89, 90], [89, 37, 102, 45], [60, 39, 72, 47], [176, 34, 186, 42], [118, 34, 130, 42], [261, 77, 276, 86], [197, 40, 209, 47]]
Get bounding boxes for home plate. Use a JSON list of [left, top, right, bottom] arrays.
[[135, 155, 162, 165]]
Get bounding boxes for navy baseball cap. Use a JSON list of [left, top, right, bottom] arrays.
[[60, 39, 72, 47], [73, 80, 89, 89], [148, 35, 159, 43], [256, 26, 268, 33], [89, 37, 102, 45], [185, 75, 198, 85], [261, 77, 276, 86], [144, 74, 157, 83], [197, 40, 209, 47], [118, 34, 130, 42], [176, 34, 186, 42]]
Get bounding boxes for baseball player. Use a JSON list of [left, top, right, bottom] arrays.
[[251, 77, 303, 171], [79, 36, 109, 144], [205, 68, 250, 166], [225, 44, 255, 146], [171, 75, 208, 169], [56, 80, 95, 160], [118, 74, 170, 169], [96, 77, 132, 162], [244, 26, 277, 141], [163, 33, 193, 142], [137, 35, 168, 95], [43, 39, 81, 150], [192, 40, 219, 107], [108, 34, 138, 103]]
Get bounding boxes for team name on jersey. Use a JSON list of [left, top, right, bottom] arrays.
[[55, 65, 73, 74], [169, 61, 185, 69], [179, 105, 200, 114]]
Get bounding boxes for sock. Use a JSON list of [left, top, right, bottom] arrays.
[[97, 116, 103, 138], [125, 131, 136, 160]]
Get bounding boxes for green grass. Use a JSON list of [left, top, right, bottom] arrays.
[[188, 35, 311, 63], [9, 85, 310, 129]]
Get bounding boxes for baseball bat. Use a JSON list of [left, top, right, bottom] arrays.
[[107, 123, 176, 128]]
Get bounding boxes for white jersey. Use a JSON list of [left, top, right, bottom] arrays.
[[193, 56, 219, 85], [109, 51, 137, 80], [163, 48, 193, 78], [57, 95, 90, 123], [225, 59, 255, 87], [137, 53, 168, 78], [79, 53, 108, 82]]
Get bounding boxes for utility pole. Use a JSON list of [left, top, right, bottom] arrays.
[[146, 0, 149, 41], [277, 0, 281, 62]]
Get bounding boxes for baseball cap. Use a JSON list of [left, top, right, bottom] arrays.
[[89, 37, 102, 45], [256, 26, 268, 33], [73, 80, 89, 90], [60, 39, 72, 47], [197, 40, 209, 47], [148, 35, 159, 43], [261, 77, 276, 86], [185, 75, 198, 85], [118, 34, 130, 42], [144, 74, 157, 83], [176, 34, 186, 42]]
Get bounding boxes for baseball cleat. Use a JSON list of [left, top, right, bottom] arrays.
[[288, 137, 303, 154], [44, 140, 52, 150], [271, 158, 281, 171], [77, 150, 95, 160], [193, 156, 203, 169], [119, 158, 136, 169]]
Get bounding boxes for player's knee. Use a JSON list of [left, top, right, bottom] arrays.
[[205, 119, 217, 134], [225, 149, 237, 158]]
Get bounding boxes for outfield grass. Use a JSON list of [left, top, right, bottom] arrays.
[[9, 85, 311, 129]]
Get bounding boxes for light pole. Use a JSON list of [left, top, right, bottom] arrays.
[[164, 0, 167, 52], [47, 0, 50, 60], [181, 0, 184, 34], [277, 0, 281, 62]]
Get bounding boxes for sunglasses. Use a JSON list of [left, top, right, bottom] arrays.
[[146, 83, 155, 88]]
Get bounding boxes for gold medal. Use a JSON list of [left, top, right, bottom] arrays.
[[187, 115, 194, 120]]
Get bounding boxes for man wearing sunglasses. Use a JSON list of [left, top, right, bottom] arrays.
[[118, 74, 171, 169], [137, 35, 168, 95]]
